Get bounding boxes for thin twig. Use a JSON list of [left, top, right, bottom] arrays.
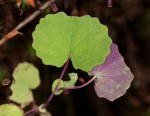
[[13, 0, 55, 31], [24, 98, 39, 115], [65, 75, 97, 90], [44, 58, 70, 108], [0, 0, 55, 46], [24, 107, 38, 116]]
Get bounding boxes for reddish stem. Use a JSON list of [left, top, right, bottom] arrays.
[[24, 99, 38, 115], [65, 75, 97, 90], [44, 58, 70, 108], [24, 58, 70, 115], [24, 108, 38, 116]]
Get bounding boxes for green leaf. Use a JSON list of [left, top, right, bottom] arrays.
[[38, 104, 46, 113], [0, 104, 24, 116], [52, 79, 64, 95], [51, 73, 77, 95], [64, 73, 78, 88], [32, 12, 112, 72], [10, 62, 40, 108], [38, 104, 52, 116]]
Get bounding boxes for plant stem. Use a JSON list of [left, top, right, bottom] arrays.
[[44, 58, 70, 108], [24, 58, 70, 115], [13, 0, 56, 31], [65, 75, 97, 90], [24, 108, 38, 116], [0, 0, 56, 46], [58, 58, 70, 80], [24, 99, 38, 115]]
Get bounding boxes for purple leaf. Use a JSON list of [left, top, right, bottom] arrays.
[[89, 43, 134, 101]]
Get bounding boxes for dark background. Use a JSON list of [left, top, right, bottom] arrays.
[[0, 0, 150, 116]]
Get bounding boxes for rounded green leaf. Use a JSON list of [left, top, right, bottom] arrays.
[[32, 12, 112, 72], [10, 62, 40, 107], [0, 104, 24, 116], [52, 79, 64, 95], [64, 73, 78, 88]]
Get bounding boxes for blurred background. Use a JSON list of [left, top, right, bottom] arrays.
[[0, 0, 150, 116]]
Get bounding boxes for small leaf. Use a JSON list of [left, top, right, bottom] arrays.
[[10, 62, 40, 107], [32, 12, 112, 72], [64, 73, 78, 88], [38, 104, 52, 116], [0, 31, 23, 46], [89, 43, 134, 101], [25, 0, 36, 8], [52, 79, 64, 95], [3, 31, 23, 40], [38, 104, 46, 114], [17, 0, 22, 10], [0, 104, 24, 116]]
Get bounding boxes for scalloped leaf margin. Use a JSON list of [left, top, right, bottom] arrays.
[[0, 104, 24, 116], [10, 62, 40, 108], [32, 12, 112, 72]]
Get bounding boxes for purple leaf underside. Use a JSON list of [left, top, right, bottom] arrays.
[[89, 43, 134, 101]]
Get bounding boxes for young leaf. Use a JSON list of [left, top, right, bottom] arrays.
[[38, 104, 52, 116], [0, 104, 24, 116], [52, 73, 78, 95], [64, 73, 78, 88], [52, 79, 64, 95], [25, 0, 36, 8], [32, 12, 112, 72], [17, 0, 22, 10], [10, 62, 40, 108], [89, 43, 134, 101]]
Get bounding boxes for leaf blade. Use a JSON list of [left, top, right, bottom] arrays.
[[10, 62, 40, 107], [89, 43, 134, 101], [32, 12, 112, 72], [0, 104, 24, 116], [52, 79, 64, 95]]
